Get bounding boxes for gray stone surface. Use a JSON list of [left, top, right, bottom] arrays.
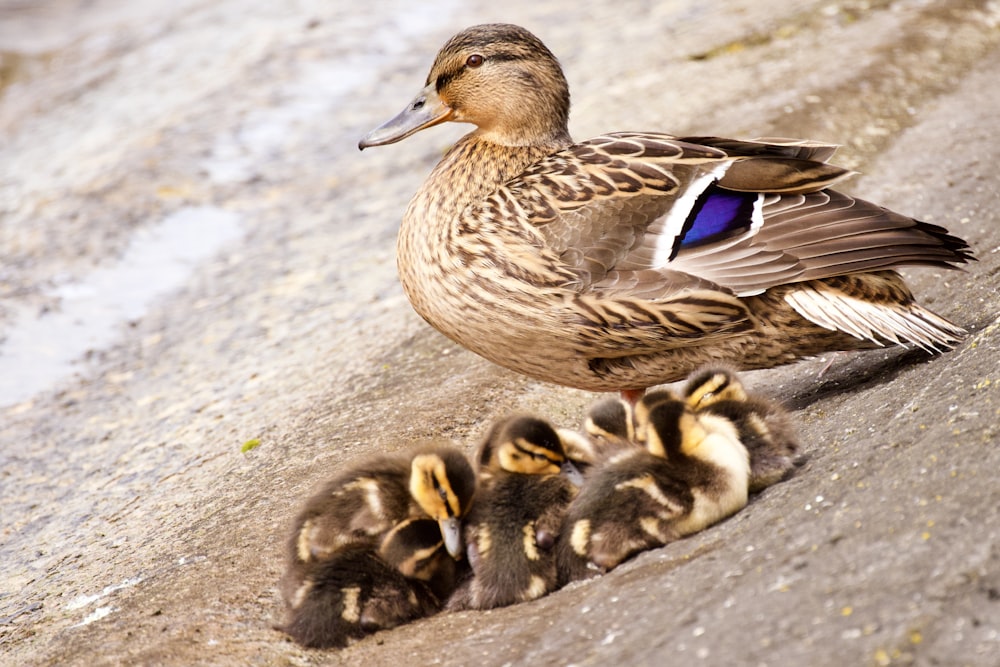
[[1, 1, 998, 665]]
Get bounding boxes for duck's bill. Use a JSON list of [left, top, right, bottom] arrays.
[[561, 460, 585, 488], [358, 83, 452, 149], [439, 517, 463, 560]]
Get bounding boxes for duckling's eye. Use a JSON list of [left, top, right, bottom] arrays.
[[465, 54, 484, 68]]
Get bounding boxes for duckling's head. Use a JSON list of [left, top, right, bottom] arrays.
[[556, 427, 598, 470], [359, 23, 571, 149], [634, 396, 707, 459], [683, 367, 748, 409], [379, 519, 449, 581], [408, 446, 476, 559], [632, 389, 681, 443], [584, 397, 635, 443], [478, 415, 574, 477]]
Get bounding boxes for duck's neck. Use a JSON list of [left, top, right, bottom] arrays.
[[395, 130, 569, 340], [405, 132, 567, 224]]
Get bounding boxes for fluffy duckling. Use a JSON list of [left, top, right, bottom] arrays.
[[557, 395, 642, 475], [583, 396, 635, 444], [448, 416, 580, 610], [281, 443, 476, 605], [558, 395, 749, 583], [683, 366, 800, 492], [379, 518, 461, 603], [282, 518, 453, 648], [555, 426, 604, 474]]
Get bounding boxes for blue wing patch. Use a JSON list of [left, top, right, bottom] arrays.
[[671, 185, 759, 260]]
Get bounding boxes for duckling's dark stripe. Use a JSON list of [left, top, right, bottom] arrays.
[[705, 373, 731, 396], [514, 439, 562, 465]]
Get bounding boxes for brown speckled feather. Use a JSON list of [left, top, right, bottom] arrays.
[[360, 23, 974, 392]]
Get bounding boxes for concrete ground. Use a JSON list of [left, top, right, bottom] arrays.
[[1, 1, 998, 665]]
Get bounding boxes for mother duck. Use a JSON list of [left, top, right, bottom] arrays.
[[359, 23, 973, 398]]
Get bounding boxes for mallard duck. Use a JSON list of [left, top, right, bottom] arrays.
[[281, 443, 476, 605], [282, 518, 454, 649], [683, 366, 800, 492], [358, 23, 973, 397], [448, 415, 579, 610], [558, 394, 749, 583]]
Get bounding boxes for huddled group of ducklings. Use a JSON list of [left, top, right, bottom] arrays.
[[278, 367, 800, 648]]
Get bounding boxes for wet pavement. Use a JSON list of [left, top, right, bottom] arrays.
[[1, 1, 999, 665]]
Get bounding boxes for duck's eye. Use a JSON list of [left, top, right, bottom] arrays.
[[466, 54, 484, 68]]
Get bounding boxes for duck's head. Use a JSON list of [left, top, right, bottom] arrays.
[[478, 415, 582, 483], [359, 23, 571, 149], [683, 367, 748, 409], [408, 445, 476, 559]]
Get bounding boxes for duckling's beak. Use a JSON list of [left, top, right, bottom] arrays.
[[359, 82, 453, 149], [439, 517, 463, 560], [561, 460, 585, 487]]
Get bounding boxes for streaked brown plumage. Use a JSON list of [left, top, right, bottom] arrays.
[[558, 393, 750, 583], [359, 23, 973, 394], [448, 416, 579, 610]]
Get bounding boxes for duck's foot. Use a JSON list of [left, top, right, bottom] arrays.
[[620, 388, 645, 406], [816, 352, 844, 378]]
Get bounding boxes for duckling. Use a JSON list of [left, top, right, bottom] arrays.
[[281, 443, 475, 605], [282, 517, 453, 649], [379, 518, 461, 603], [683, 366, 800, 492], [640, 393, 751, 534], [448, 416, 579, 610], [555, 426, 604, 474], [558, 396, 749, 583], [558, 395, 644, 475], [584, 396, 635, 444]]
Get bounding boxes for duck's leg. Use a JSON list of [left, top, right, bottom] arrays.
[[816, 351, 844, 378], [620, 389, 645, 406]]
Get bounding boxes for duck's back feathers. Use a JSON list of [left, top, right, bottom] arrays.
[[496, 132, 971, 300]]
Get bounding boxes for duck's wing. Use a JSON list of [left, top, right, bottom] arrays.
[[495, 133, 972, 298]]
